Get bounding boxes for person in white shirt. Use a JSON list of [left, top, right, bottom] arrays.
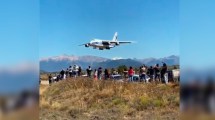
[[94, 69, 98, 80]]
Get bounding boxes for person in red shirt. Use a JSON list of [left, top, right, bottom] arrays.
[[128, 66, 134, 82]]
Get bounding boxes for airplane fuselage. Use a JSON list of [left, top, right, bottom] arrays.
[[81, 32, 132, 50], [85, 39, 117, 50]]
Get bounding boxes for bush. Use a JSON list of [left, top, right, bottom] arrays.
[[133, 96, 152, 111], [112, 97, 125, 106], [152, 99, 164, 107]]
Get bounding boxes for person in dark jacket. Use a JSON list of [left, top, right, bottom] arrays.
[[78, 66, 82, 76], [48, 74, 52, 85], [69, 66, 73, 77], [154, 64, 160, 82], [104, 69, 109, 80], [87, 66, 92, 78], [60, 69, 65, 80], [161, 62, 167, 84], [148, 66, 154, 81]]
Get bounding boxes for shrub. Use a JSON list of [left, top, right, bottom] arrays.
[[152, 99, 164, 107], [133, 96, 152, 111]]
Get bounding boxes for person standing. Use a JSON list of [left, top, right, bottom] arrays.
[[78, 66, 82, 76], [97, 67, 102, 80], [104, 69, 109, 80], [94, 69, 98, 80], [154, 64, 160, 82], [123, 68, 128, 79], [65, 68, 69, 78], [73, 65, 78, 78], [148, 66, 154, 82], [63, 73, 66, 80], [69, 66, 73, 78], [161, 62, 168, 84], [56, 74, 60, 82], [140, 65, 147, 82], [87, 66, 92, 78], [139, 66, 143, 81], [128, 66, 134, 82], [60, 69, 65, 80], [48, 74, 52, 85]]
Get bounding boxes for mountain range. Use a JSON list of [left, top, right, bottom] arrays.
[[40, 55, 179, 72]]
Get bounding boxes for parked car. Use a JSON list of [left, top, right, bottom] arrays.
[[110, 74, 124, 82], [129, 74, 150, 82], [132, 74, 140, 82]]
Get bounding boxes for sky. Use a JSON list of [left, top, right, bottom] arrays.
[[0, 0, 39, 66], [40, 0, 179, 59], [0, 0, 39, 94], [1, 0, 214, 68], [180, 0, 215, 68]]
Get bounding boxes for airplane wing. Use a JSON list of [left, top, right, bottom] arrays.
[[118, 41, 132, 44], [110, 41, 133, 44], [102, 41, 132, 45]]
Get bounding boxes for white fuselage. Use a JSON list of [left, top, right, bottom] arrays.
[[82, 32, 132, 50], [87, 39, 116, 50]]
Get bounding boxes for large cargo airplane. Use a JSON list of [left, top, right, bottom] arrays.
[[79, 32, 133, 50]]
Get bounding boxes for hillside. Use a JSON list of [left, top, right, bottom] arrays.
[[40, 55, 108, 72], [95, 59, 142, 69], [138, 55, 179, 66], [40, 78, 179, 120], [40, 55, 179, 72]]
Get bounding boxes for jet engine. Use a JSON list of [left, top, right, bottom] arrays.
[[85, 44, 89, 47], [106, 47, 110, 50]]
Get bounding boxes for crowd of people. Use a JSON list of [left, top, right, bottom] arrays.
[[47, 62, 170, 85], [136, 63, 168, 83], [48, 65, 82, 84]]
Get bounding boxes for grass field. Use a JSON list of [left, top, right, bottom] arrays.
[[39, 77, 179, 120]]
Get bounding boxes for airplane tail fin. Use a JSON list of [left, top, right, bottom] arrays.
[[112, 32, 118, 41]]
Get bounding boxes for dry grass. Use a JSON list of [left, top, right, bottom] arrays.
[[40, 74, 49, 81], [40, 77, 179, 120], [1, 106, 39, 120]]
